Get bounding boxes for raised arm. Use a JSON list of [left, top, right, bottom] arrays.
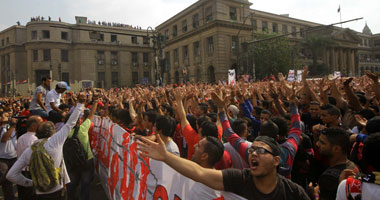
[[137, 134, 224, 190], [174, 89, 190, 131], [343, 78, 364, 112]]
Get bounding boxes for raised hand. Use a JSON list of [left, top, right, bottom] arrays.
[[211, 91, 225, 109], [366, 70, 379, 83], [136, 134, 167, 161]]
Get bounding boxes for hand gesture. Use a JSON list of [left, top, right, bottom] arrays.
[[354, 114, 367, 127], [211, 91, 225, 109], [136, 134, 168, 161], [365, 70, 379, 83]]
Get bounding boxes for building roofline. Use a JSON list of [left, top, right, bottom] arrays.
[[156, 0, 206, 30], [250, 9, 322, 27], [0, 25, 26, 34]]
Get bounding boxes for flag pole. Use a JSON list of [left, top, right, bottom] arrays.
[[338, 5, 342, 28]]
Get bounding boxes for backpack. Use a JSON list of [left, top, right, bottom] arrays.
[[63, 126, 88, 171], [29, 139, 63, 192]]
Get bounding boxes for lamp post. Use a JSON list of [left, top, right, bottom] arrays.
[[147, 27, 164, 86], [236, 12, 255, 80]]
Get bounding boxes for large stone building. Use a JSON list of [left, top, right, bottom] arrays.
[[1, 0, 379, 96], [0, 16, 154, 96], [156, 0, 380, 83]]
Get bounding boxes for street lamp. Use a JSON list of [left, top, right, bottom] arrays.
[[146, 27, 164, 86]]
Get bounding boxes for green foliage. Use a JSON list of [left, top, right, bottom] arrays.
[[252, 33, 299, 79]]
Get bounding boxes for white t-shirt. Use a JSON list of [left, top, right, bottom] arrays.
[[166, 139, 180, 156], [0, 126, 17, 159], [45, 89, 61, 113], [16, 131, 38, 158], [336, 179, 380, 200]]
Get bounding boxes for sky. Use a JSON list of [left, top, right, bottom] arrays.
[[0, 0, 379, 34]]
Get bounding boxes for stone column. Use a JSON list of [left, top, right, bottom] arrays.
[[350, 49, 355, 76], [326, 49, 330, 71]]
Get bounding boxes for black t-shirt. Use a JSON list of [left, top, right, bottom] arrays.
[[222, 168, 310, 200], [318, 161, 358, 200]]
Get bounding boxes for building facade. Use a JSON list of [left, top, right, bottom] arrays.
[[0, 16, 154, 96], [156, 0, 380, 83], [1, 0, 379, 96]]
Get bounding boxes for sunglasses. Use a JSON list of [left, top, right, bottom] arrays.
[[248, 146, 275, 156]]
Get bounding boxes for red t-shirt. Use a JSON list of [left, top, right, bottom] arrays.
[[182, 124, 200, 160]]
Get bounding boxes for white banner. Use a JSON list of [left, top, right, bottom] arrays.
[[287, 70, 295, 82], [334, 71, 341, 79], [296, 70, 303, 82], [228, 69, 236, 85], [90, 117, 246, 200]]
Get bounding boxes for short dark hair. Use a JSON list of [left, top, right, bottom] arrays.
[[204, 136, 224, 166], [363, 132, 380, 171], [232, 119, 247, 136], [271, 117, 288, 138], [365, 116, 380, 135], [156, 115, 176, 137], [26, 116, 40, 129], [260, 120, 279, 139], [49, 110, 65, 123], [254, 106, 263, 116], [358, 109, 375, 121], [186, 115, 197, 133], [196, 116, 210, 127], [200, 120, 218, 138], [36, 121, 56, 139], [161, 104, 174, 117], [261, 109, 272, 116], [41, 77, 51, 82], [118, 109, 132, 127], [320, 104, 340, 117], [207, 100, 218, 113], [143, 110, 158, 124], [198, 103, 209, 114], [320, 127, 350, 154], [206, 112, 217, 123]]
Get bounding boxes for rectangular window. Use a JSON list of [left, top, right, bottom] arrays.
[[31, 31, 37, 40], [99, 34, 104, 41], [33, 50, 38, 62], [207, 37, 214, 54], [111, 34, 117, 42], [182, 20, 187, 33], [193, 41, 200, 57], [251, 19, 257, 31], [42, 30, 50, 39], [6, 37, 9, 45], [206, 7, 213, 22], [165, 51, 171, 71], [232, 36, 238, 55], [165, 29, 169, 40], [97, 50, 105, 65], [132, 52, 138, 63], [262, 21, 268, 32], [61, 72, 69, 85], [143, 52, 149, 63], [111, 72, 119, 87], [183, 45, 189, 61], [173, 25, 178, 37], [97, 72, 105, 88], [282, 25, 288, 34], [143, 36, 150, 44], [192, 14, 199, 28], [43, 49, 50, 61], [174, 49, 179, 63], [144, 72, 149, 79], [111, 51, 118, 65], [300, 28, 305, 37], [1, 39, 4, 46], [61, 32, 68, 40], [132, 36, 138, 44], [272, 23, 278, 33], [132, 72, 138, 84], [230, 7, 237, 20], [292, 26, 297, 37], [61, 50, 68, 62]]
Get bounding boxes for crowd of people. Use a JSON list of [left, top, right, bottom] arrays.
[[86, 20, 143, 30], [0, 67, 380, 200]]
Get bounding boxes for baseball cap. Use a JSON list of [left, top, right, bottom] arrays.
[[57, 81, 70, 90]]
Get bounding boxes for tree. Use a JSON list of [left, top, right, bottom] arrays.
[[251, 33, 300, 80]]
